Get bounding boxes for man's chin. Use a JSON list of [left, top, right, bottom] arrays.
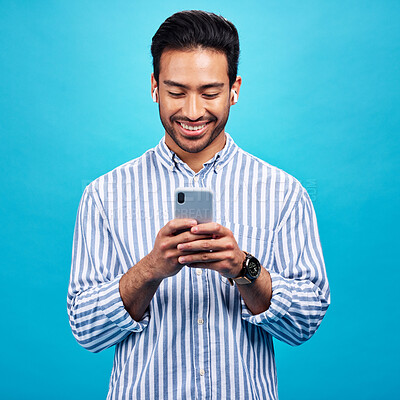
[[172, 138, 211, 154], [169, 128, 225, 154]]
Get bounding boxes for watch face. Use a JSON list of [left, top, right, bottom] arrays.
[[247, 258, 260, 278]]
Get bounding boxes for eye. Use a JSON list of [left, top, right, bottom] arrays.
[[168, 92, 185, 97], [202, 93, 219, 99]]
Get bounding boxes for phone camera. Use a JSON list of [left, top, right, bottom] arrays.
[[177, 192, 185, 204]]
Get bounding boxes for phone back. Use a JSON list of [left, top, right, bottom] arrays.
[[174, 187, 214, 224]]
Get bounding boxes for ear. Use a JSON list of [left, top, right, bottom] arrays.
[[151, 73, 158, 103], [230, 76, 242, 106]]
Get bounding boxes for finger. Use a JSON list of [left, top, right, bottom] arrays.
[[178, 250, 231, 265], [161, 233, 211, 254], [187, 262, 219, 270], [190, 222, 228, 236], [185, 260, 229, 273], [169, 231, 211, 248], [163, 219, 198, 236], [177, 237, 233, 252]]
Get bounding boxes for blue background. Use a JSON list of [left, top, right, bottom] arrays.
[[1, 1, 399, 399]]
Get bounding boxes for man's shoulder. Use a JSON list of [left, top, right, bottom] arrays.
[[85, 148, 156, 195], [236, 147, 305, 195]]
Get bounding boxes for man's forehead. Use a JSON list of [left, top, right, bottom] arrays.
[[159, 48, 229, 85]]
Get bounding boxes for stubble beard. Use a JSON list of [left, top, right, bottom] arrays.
[[159, 107, 230, 154]]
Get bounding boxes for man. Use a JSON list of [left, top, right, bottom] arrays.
[[68, 10, 330, 400]]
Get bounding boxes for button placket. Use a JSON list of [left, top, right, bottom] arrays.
[[191, 265, 211, 396]]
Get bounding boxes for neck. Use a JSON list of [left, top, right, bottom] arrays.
[[165, 132, 226, 173]]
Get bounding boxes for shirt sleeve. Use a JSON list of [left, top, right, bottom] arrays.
[[67, 186, 149, 353], [241, 188, 330, 346]]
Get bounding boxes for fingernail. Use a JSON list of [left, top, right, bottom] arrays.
[[179, 257, 186, 263], [192, 226, 198, 232], [190, 220, 197, 225], [177, 244, 184, 250]]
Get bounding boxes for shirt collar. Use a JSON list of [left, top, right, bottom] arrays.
[[153, 133, 238, 173], [153, 135, 177, 171]]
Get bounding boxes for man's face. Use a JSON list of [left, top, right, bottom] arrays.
[[152, 48, 240, 155]]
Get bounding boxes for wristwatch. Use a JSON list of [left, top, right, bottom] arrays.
[[228, 251, 261, 286]]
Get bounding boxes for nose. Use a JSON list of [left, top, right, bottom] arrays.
[[182, 94, 205, 121]]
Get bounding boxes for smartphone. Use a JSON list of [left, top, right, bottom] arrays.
[[174, 187, 214, 224]]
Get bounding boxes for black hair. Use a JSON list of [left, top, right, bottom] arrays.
[[151, 10, 240, 88]]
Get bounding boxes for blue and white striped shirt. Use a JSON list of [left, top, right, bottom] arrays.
[[68, 133, 330, 399]]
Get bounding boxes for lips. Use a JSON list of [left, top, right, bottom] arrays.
[[179, 122, 206, 131], [175, 121, 211, 136]]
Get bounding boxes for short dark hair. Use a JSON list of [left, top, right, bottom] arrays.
[[151, 10, 240, 88]]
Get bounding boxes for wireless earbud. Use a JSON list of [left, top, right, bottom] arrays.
[[232, 90, 238, 103], [152, 88, 157, 102]]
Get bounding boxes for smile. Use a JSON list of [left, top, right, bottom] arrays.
[[179, 122, 207, 131]]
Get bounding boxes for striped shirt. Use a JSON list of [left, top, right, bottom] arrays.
[[67, 133, 330, 400]]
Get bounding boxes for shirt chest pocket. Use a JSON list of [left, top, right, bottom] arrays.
[[220, 222, 275, 285]]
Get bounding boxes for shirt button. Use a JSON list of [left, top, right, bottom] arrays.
[[200, 369, 205, 376], [198, 318, 204, 325], [193, 175, 199, 182], [196, 269, 202, 276]]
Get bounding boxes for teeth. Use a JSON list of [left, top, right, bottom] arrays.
[[180, 122, 206, 131]]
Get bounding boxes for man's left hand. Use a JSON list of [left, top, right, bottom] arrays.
[[176, 222, 245, 279]]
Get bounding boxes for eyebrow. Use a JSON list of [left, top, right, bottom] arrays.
[[163, 80, 225, 90]]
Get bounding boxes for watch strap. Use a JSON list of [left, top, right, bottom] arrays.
[[228, 275, 253, 285], [228, 251, 256, 286]]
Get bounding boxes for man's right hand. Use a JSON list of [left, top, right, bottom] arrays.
[[145, 218, 211, 281], [120, 218, 210, 321]]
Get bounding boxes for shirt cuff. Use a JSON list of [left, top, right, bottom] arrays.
[[98, 274, 150, 332], [241, 271, 293, 325]]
